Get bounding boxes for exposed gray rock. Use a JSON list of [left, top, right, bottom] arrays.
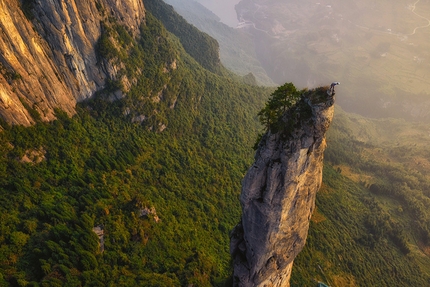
[[139, 206, 160, 223], [230, 87, 335, 287], [92, 225, 105, 253]]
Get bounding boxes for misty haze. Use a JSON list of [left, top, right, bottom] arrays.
[[184, 0, 430, 121], [193, 0, 242, 27]]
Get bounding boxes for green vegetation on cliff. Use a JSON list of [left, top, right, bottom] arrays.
[[2, 1, 430, 286], [0, 6, 269, 286], [144, 0, 221, 73], [257, 82, 300, 132], [162, 0, 275, 86], [291, 107, 430, 286]]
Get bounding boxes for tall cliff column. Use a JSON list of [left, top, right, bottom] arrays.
[[230, 87, 335, 287]]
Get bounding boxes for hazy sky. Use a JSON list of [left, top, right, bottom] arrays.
[[194, 0, 242, 27], [184, 0, 430, 119]]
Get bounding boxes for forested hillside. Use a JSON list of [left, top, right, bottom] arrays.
[[2, 0, 430, 286], [0, 4, 270, 286], [143, 0, 221, 73], [162, 0, 275, 86], [292, 107, 430, 286]]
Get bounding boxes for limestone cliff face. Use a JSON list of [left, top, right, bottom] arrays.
[[230, 88, 335, 287], [0, 0, 145, 125]]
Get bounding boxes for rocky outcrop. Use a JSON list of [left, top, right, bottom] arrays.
[[230, 87, 335, 286], [92, 225, 105, 253], [0, 0, 145, 125]]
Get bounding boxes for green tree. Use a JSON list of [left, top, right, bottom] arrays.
[[257, 82, 300, 131]]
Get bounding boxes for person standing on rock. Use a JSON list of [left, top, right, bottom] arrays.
[[329, 82, 340, 95]]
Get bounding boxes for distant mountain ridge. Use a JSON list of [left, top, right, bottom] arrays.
[[163, 0, 275, 86], [143, 0, 221, 73]]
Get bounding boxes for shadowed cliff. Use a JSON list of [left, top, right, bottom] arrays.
[[230, 86, 335, 286]]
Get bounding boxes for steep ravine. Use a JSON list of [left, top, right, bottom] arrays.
[[230, 87, 335, 286], [0, 0, 144, 125]]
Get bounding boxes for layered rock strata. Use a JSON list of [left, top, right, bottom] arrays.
[[0, 0, 144, 125], [230, 88, 335, 286]]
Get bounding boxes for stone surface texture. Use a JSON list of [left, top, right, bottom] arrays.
[[231, 88, 335, 287], [0, 0, 145, 125]]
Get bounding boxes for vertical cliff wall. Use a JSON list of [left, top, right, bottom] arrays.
[[0, 0, 144, 125], [230, 87, 335, 286]]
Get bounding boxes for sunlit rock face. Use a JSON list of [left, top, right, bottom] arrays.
[[0, 0, 145, 125], [230, 88, 335, 287]]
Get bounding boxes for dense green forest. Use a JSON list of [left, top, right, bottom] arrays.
[[143, 0, 221, 73], [0, 6, 269, 286], [2, 1, 430, 286], [292, 108, 430, 286]]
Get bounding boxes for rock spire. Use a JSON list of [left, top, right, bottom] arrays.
[[230, 87, 335, 287]]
